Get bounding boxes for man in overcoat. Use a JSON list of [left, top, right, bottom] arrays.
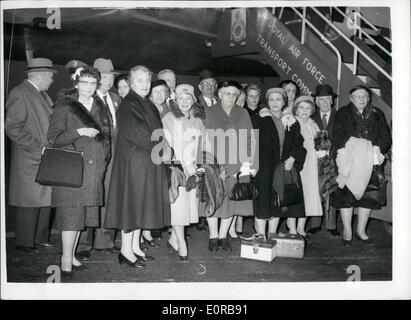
[[308, 84, 340, 236], [5, 58, 57, 252]]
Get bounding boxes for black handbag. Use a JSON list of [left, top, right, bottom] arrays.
[[362, 167, 388, 207], [229, 172, 259, 201], [273, 163, 303, 207], [35, 147, 84, 188]]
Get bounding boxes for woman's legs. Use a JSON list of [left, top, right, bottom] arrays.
[[132, 229, 146, 256], [236, 216, 243, 233], [61, 230, 78, 272], [297, 218, 307, 236], [207, 217, 219, 239], [173, 225, 187, 257], [356, 207, 372, 240], [219, 217, 233, 239], [142, 230, 153, 241], [287, 218, 297, 234], [340, 208, 354, 240], [268, 217, 280, 235], [72, 231, 82, 267], [254, 218, 267, 236], [121, 230, 136, 262], [168, 226, 178, 249], [228, 216, 238, 238]]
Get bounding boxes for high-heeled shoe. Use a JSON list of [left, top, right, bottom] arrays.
[[342, 239, 352, 246], [179, 255, 189, 262], [143, 237, 160, 248], [167, 241, 178, 254], [118, 253, 145, 268], [134, 253, 155, 262], [355, 234, 373, 244], [61, 270, 73, 281], [72, 264, 89, 271]]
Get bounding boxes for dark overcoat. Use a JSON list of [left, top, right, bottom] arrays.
[[330, 102, 392, 209], [252, 116, 281, 219], [255, 115, 307, 218], [5, 80, 53, 207], [104, 90, 171, 230], [47, 89, 111, 207]]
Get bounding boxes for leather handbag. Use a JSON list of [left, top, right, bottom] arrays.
[[273, 163, 303, 207], [35, 147, 84, 188], [362, 167, 388, 207], [229, 172, 259, 201]]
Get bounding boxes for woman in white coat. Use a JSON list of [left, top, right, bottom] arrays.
[[293, 96, 323, 236], [162, 84, 209, 261]]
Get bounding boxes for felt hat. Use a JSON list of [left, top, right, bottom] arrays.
[[93, 58, 120, 75], [25, 58, 58, 73], [199, 70, 215, 82], [313, 84, 337, 98]]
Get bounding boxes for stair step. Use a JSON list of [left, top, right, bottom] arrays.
[[371, 88, 381, 97], [357, 75, 367, 83], [345, 62, 354, 72]]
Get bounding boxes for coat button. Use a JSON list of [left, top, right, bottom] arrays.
[[88, 159, 94, 165]]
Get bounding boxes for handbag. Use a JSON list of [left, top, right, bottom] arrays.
[[35, 147, 84, 188], [362, 167, 388, 207], [273, 163, 303, 207], [229, 172, 259, 201]]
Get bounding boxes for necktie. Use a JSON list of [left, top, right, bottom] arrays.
[[103, 95, 109, 106], [322, 113, 328, 129], [40, 91, 51, 107]]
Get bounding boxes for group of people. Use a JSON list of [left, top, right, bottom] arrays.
[[5, 57, 391, 280]]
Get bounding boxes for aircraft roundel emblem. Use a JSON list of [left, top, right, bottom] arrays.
[[231, 18, 246, 44]]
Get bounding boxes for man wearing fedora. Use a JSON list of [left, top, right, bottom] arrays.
[[76, 58, 121, 259], [5, 58, 57, 252], [309, 84, 340, 237], [197, 70, 219, 109]]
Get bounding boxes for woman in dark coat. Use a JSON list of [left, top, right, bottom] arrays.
[[330, 85, 391, 245], [47, 66, 111, 276], [104, 65, 171, 268], [257, 88, 306, 237]]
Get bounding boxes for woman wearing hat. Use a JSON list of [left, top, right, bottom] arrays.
[[161, 84, 210, 261], [293, 96, 324, 236], [203, 80, 258, 252], [330, 85, 391, 245], [47, 66, 111, 278], [256, 88, 306, 237], [104, 65, 171, 267]]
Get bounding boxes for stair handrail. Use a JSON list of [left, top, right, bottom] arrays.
[[288, 7, 342, 107], [354, 9, 392, 44], [311, 7, 392, 82], [332, 7, 391, 56]]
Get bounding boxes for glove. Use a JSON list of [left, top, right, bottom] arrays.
[[185, 174, 197, 191]]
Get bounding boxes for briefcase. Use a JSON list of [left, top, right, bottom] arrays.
[[269, 233, 305, 259], [35, 147, 84, 188], [240, 234, 277, 262]]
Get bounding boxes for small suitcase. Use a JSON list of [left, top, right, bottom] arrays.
[[270, 233, 305, 258], [240, 235, 277, 262]]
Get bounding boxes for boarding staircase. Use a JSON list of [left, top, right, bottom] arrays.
[[212, 7, 392, 223]]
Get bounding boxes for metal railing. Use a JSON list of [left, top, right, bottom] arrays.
[[332, 7, 391, 57], [311, 7, 391, 81], [289, 7, 342, 107]]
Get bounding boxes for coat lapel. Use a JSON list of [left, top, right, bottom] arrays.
[[23, 80, 53, 116]]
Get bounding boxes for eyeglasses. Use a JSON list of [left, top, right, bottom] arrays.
[[201, 81, 217, 86], [78, 80, 97, 86]]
